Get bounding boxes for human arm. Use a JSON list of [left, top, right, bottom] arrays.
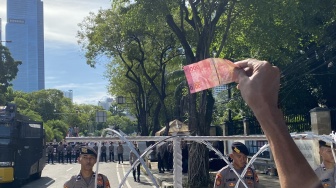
[[235, 59, 322, 188]]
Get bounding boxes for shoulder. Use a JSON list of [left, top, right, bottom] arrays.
[[98, 173, 109, 179], [64, 175, 78, 188], [217, 165, 230, 175], [98, 174, 111, 187]]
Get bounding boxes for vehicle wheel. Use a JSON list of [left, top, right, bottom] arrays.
[[33, 171, 42, 179], [12, 179, 24, 187]]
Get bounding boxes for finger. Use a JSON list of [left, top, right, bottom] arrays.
[[235, 68, 248, 84], [234, 59, 249, 68], [234, 58, 259, 69], [244, 67, 253, 77]]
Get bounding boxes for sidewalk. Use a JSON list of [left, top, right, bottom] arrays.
[[145, 162, 280, 188]]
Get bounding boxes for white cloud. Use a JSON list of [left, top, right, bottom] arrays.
[[74, 91, 111, 105], [43, 0, 110, 45], [1, 0, 111, 44]]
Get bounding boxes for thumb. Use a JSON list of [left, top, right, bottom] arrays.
[[235, 68, 248, 87]]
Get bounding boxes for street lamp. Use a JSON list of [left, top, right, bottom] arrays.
[[117, 96, 126, 104]]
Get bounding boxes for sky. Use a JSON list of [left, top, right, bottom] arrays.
[[0, 0, 112, 105]]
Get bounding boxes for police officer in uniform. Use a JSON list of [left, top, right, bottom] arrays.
[[130, 142, 141, 182], [117, 142, 124, 164], [47, 143, 54, 164], [93, 142, 98, 153], [109, 142, 114, 162], [74, 142, 81, 162], [214, 142, 259, 188], [66, 142, 73, 164], [57, 142, 65, 164], [314, 140, 336, 188], [64, 146, 111, 188], [101, 142, 107, 162]]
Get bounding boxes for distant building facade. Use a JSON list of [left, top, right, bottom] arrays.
[[99, 97, 113, 111], [213, 84, 228, 97], [0, 18, 2, 41], [63, 90, 73, 103], [5, 0, 45, 92]]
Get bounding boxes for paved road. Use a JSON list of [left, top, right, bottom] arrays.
[[1, 160, 280, 188], [19, 162, 157, 188]]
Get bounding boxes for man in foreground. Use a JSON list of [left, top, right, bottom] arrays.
[[234, 59, 322, 188], [314, 140, 336, 187], [63, 146, 111, 188], [214, 142, 259, 188]]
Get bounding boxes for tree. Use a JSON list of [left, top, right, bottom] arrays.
[[0, 45, 21, 104], [76, 1, 336, 186], [44, 120, 68, 142], [106, 115, 137, 135], [77, 4, 183, 137]]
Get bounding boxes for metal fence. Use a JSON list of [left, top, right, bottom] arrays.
[[285, 114, 311, 133], [226, 113, 311, 136], [226, 120, 244, 135]]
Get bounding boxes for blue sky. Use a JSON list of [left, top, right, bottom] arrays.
[[0, 0, 112, 104]]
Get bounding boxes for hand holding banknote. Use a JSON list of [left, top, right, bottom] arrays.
[[183, 58, 239, 93], [235, 59, 280, 113], [201, 58, 322, 188]]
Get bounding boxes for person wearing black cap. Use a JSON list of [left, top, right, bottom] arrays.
[[314, 140, 336, 187], [213, 142, 259, 188], [63, 146, 111, 188]]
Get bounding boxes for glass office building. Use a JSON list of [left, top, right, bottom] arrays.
[[5, 0, 45, 92], [0, 18, 2, 41]]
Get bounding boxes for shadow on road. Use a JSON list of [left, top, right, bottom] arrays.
[[19, 176, 55, 188]]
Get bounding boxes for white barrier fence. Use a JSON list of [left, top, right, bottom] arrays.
[[66, 129, 336, 188]]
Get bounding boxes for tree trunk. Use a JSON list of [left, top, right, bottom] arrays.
[[188, 142, 209, 188], [152, 102, 161, 136], [187, 90, 214, 187]]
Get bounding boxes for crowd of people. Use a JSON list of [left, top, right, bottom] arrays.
[[47, 141, 126, 164]]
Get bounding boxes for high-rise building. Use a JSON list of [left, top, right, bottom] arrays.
[[63, 90, 74, 103], [213, 84, 228, 97], [5, 0, 45, 92], [98, 97, 113, 111], [0, 18, 2, 41]]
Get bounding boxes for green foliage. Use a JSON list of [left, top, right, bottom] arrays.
[[19, 109, 43, 122], [44, 120, 68, 142], [44, 124, 54, 142], [78, 2, 186, 136], [0, 45, 21, 103], [1, 88, 116, 141], [106, 115, 137, 135]]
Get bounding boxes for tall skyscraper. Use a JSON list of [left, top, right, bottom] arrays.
[[213, 84, 228, 97], [5, 0, 45, 92], [0, 18, 2, 41]]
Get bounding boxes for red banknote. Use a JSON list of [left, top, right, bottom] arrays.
[[183, 58, 238, 93]]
